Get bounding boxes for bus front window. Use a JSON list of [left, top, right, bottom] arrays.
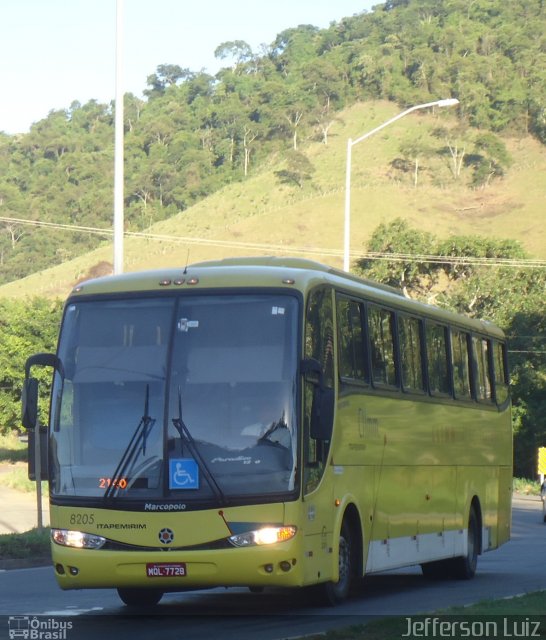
[[167, 295, 299, 500], [50, 293, 299, 503], [50, 299, 174, 499]]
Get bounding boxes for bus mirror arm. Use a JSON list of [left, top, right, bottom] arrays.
[[24, 353, 64, 379], [300, 358, 334, 441]]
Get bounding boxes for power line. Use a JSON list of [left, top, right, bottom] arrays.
[[2, 214, 546, 269], [361, 251, 546, 269], [508, 350, 546, 354], [0, 216, 113, 238]]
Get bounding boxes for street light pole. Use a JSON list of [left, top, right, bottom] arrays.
[[342, 98, 459, 272], [113, 0, 124, 275]]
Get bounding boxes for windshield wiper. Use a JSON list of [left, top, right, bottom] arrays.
[[104, 384, 156, 500], [172, 387, 226, 506]]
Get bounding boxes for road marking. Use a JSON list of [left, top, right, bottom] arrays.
[[31, 607, 104, 616]]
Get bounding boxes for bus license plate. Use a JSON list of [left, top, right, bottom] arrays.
[[146, 563, 186, 577]]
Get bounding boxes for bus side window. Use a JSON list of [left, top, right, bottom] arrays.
[[473, 337, 493, 402], [426, 323, 451, 396], [368, 305, 397, 387], [398, 315, 424, 393], [305, 288, 334, 388], [336, 296, 367, 384], [451, 330, 472, 400], [492, 341, 509, 405]]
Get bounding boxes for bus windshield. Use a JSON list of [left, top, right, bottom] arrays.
[[50, 293, 299, 504]]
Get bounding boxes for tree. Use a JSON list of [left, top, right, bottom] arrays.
[[242, 125, 258, 177], [214, 41, 254, 71], [467, 132, 512, 187], [144, 65, 193, 98], [124, 93, 145, 133], [356, 218, 436, 296], [433, 236, 526, 285], [275, 84, 317, 151], [1, 220, 24, 250], [300, 57, 345, 116], [398, 134, 432, 187], [0, 298, 63, 435], [507, 305, 546, 476], [271, 25, 320, 72], [0, 181, 26, 249], [315, 108, 340, 145], [274, 151, 315, 188], [432, 124, 471, 181]]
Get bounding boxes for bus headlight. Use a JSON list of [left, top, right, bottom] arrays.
[[228, 526, 297, 547], [51, 529, 106, 550]]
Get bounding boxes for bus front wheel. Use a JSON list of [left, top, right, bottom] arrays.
[[117, 587, 164, 607], [321, 519, 355, 605]]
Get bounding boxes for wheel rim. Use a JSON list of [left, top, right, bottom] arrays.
[[467, 512, 478, 571], [338, 534, 350, 585], [468, 526, 475, 560]]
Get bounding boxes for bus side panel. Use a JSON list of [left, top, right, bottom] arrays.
[[298, 484, 336, 586], [454, 403, 512, 551], [334, 392, 511, 573], [497, 465, 512, 546]]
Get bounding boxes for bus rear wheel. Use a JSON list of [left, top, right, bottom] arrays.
[[450, 505, 479, 579], [421, 506, 479, 581], [420, 558, 448, 579], [117, 587, 164, 607]]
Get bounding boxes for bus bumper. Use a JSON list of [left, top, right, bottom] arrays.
[[51, 539, 305, 590]]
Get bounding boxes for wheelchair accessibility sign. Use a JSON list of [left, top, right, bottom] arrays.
[[169, 458, 199, 489]]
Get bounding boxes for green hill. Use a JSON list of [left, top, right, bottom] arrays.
[[1, 0, 546, 290], [1, 100, 544, 299]]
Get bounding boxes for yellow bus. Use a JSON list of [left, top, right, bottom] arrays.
[[22, 257, 512, 606]]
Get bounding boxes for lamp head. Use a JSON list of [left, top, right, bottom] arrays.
[[436, 98, 459, 107]]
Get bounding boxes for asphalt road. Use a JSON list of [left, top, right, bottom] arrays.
[[0, 495, 544, 640]]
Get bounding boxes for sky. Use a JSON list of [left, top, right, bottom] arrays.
[[0, 0, 375, 135]]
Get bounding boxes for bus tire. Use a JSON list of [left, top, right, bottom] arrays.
[[117, 587, 163, 607], [420, 559, 448, 580], [450, 505, 479, 580], [321, 518, 354, 605]]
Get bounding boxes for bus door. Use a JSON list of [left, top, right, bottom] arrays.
[[301, 286, 336, 583]]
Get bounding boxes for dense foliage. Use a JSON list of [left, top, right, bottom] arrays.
[[356, 219, 546, 477], [0, 298, 62, 434], [1, 0, 545, 283]]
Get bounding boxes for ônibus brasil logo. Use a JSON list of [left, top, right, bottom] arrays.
[[8, 616, 73, 639]]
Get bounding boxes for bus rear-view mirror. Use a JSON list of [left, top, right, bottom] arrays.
[[21, 377, 39, 430]]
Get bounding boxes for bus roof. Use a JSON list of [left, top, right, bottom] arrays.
[[69, 256, 504, 339]]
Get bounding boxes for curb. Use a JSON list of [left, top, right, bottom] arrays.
[[0, 557, 51, 571], [513, 492, 542, 501]]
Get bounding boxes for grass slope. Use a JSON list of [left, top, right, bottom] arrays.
[[1, 101, 544, 299]]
